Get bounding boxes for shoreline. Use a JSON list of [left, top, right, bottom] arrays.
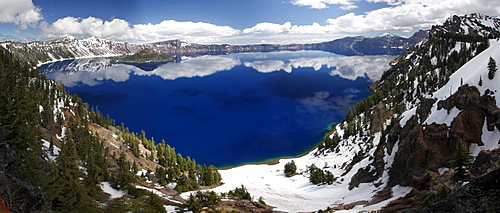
[[217, 144, 317, 170], [218, 122, 339, 170]]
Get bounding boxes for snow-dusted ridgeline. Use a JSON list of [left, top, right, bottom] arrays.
[[1, 31, 428, 68]]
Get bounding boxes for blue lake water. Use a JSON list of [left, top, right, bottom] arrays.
[[39, 51, 393, 167]]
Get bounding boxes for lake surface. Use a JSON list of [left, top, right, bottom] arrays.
[[39, 51, 393, 167]]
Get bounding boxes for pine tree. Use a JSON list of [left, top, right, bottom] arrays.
[[308, 164, 323, 184], [45, 131, 96, 212], [0, 48, 48, 186], [115, 152, 135, 188], [449, 139, 474, 181], [228, 185, 251, 200], [284, 160, 297, 177], [488, 56, 497, 80], [186, 194, 203, 213]]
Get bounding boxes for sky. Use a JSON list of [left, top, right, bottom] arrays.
[[0, 0, 499, 44]]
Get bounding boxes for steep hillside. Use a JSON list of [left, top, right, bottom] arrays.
[[206, 13, 500, 212], [324, 13, 500, 211]]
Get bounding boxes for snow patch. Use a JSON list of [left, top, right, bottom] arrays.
[[100, 182, 127, 199], [399, 106, 417, 127], [41, 139, 60, 161], [134, 184, 183, 211], [164, 205, 178, 213], [438, 167, 450, 175], [423, 106, 461, 126], [470, 119, 500, 156], [56, 126, 67, 140]]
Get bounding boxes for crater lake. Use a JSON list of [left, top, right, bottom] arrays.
[[39, 51, 393, 167]]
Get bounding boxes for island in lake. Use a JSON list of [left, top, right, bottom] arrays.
[[112, 48, 174, 63]]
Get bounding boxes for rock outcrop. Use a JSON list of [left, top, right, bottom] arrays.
[[388, 85, 499, 188]]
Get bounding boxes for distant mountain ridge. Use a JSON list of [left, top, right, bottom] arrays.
[[431, 13, 500, 37], [0, 31, 428, 66], [317, 30, 429, 55]]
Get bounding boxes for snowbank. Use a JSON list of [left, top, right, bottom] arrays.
[[198, 146, 410, 212], [100, 182, 126, 199]]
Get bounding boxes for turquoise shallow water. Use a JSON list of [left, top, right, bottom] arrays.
[[39, 51, 392, 167]]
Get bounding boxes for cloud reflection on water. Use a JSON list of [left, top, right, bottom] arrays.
[[134, 55, 241, 80], [41, 52, 393, 87], [44, 64, 134, 87], [244, 55, 394, 81]]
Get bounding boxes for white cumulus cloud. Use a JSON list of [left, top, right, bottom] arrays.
[[290, 22, 328, 34], [291, 0, 357, 9], [40, 16, 240, 44], [325, 0, 500, 33], [0, 0, 43, 32], [242, 22, 292, 34]]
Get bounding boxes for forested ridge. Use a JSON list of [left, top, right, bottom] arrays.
[[0, 46, 221, 212]]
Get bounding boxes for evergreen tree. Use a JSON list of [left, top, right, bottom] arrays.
[[449, 139, 474, 181], [308, 164, 335, 185], [488, 56, 497, 80], [186, 194, 203, 213], [0, 48, 46, 186], [227, 185, 252, 200], [155, 167, 168, 186], [115, 152, 136, 188], [45, 131, 97, 212], [175, 174, 200, 192], [193, 190, 220, 207], [308, 164, 325, 185], [284, 160, 297, 177], [197, 165, 222, 186]]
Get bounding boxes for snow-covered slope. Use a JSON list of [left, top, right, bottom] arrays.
[[203, 141, 411, 212], [402, 39, 500, 155], [432, 39, 500, 106]]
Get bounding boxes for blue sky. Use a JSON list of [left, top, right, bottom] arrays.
[[1, 0, 500, 44]]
